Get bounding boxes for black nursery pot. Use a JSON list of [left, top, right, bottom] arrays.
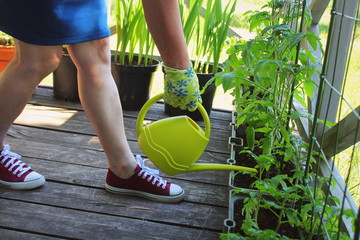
[[111, 57, 159, 111], [53, 54, 79, 102], [225, 190, 301, 239], [164, 65, 221, 121]]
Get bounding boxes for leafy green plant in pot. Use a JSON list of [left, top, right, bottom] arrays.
[[214, 0, 320, 184], [221, 0, 356, 238], [112, 0, 159, 111], [0, 31, 15, 73], [164, 0, 237, 120], [215, 0, 333, 238]]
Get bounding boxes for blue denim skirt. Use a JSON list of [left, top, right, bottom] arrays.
[[0, 0, 111, 45]]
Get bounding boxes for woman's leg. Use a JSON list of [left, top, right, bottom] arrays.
[[0, 39, 61, 189], [0, 39, 63, 148], [67, 38, 184, 202], [66, 38, 137, 179]]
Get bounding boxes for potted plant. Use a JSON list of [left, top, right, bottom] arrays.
[[219, 0, 359, 238], [53, 46, 79, 101], [214, 0, 343, 238], [0, 31, 15, 73], [164, 0, 237, 120], [216, 0, 320, 188], [111, 0, 159, 111], [223, 172, 355, 240]]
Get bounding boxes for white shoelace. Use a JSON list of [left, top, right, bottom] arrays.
[[0, 144, 31, 177], [135, 155, 167, 189]]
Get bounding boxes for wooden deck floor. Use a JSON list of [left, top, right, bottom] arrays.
[[0, 86, 232, 240]]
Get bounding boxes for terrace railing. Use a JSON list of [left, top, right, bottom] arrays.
[[296, 0, 359, 238]]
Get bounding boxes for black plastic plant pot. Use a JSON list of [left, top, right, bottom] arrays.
[[112, 57, 159, 111], [224, 189, 302, 238], [164, 70, 219, 121], [53, 54, 79, 102]]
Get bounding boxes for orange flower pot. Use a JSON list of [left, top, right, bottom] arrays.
[[0, 45, 15, 72]]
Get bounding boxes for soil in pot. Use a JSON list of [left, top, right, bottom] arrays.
[[233, 124, 296, 189], [233, 197, 300, 239]]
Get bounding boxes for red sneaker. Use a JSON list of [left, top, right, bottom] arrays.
[[105, 155, 185, 203], [0, 144, 45, 190]]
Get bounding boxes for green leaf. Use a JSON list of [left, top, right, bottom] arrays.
[[313, 204, 323, 214], [305, 32, 320, 50], [279, 125, 290, 144], [219, 72, 235, 92], [261, 132, 273, 155], [285, 208, 300, 226], [182, 0, 202, 44], [302, 77, 317, 99], [246, 126, 255, 150]]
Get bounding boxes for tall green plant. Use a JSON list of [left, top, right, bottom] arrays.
[[218, 0, 357, 238], [216, 0, 334, 238], [217, 31, 319, 167], [192, 0, 237, 74], [214, 0, 319, 163], [178, 0, 202, 45], [177, 0, 237, 73], [114, 0, 155, 66]]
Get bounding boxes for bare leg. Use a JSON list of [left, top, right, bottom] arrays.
[[0, 40, 62, 148], [66, 38, 137, 179], [142, 0, 190, 69]]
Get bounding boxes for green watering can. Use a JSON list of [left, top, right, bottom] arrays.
[[136, 93, 258, 176]]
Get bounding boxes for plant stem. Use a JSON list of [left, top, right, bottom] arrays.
[[275, 198, 287, 233]]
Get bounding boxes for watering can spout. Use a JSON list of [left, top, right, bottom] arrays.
[[185, 164, 258, 173], [136, 93, 257, 176]]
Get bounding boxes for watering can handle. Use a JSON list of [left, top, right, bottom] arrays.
[[136, 93, 211, 139]]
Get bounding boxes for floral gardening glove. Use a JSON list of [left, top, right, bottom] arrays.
[[163, 64, 202, 112]]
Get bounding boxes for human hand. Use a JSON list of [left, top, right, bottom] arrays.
[[163, 64, 202, 112]]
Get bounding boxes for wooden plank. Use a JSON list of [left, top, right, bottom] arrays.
[[9, 156, 229, 206], [8, 124, 230, 164], [314, 0, 358, 137], [322, 105, 360, 157], [0, 181, 226, 231], [0, 199, 220, 240], [32, 86, 83, 110], [31, 86, 232, 124], [0, 228, 63, 240], [309, 0, 330, 24], [293, 99, 310, 143], [4, 84, 232, 238], [13, 104, 231, 153], [6, 127, 230, 185], [318, 158, 358, 239]]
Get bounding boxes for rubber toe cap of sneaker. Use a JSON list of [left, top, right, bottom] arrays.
[[24, 171, 44, 181], [169, 183, 183, 196]]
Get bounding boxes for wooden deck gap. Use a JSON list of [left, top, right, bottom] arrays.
[[183, 200, 228, 209], [12, 123, 97, 138], [0, 226, 73, 240]]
